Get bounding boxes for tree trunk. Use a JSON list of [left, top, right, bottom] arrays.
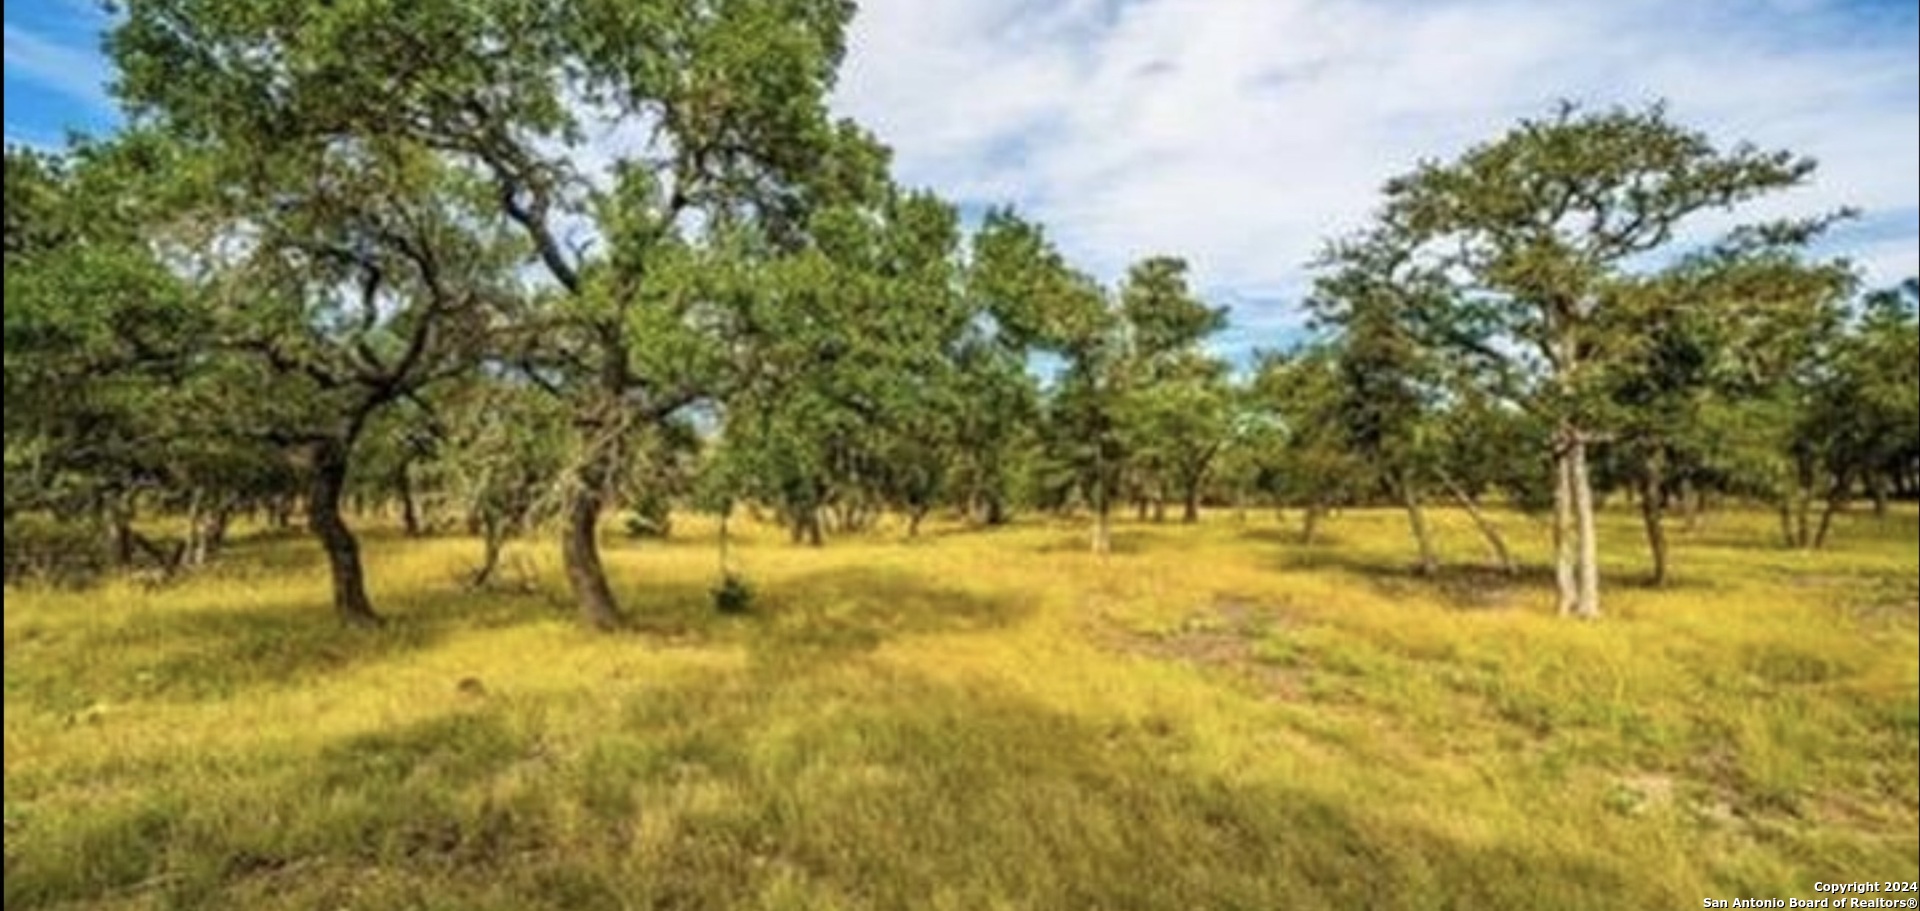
[[908, 505, 926, 538], [1182, 482, 1200, 524], [1870, 473, 1889, 520], [1637, 466, 1669, 588], [1091, 474, 1113, 555], [1812, 472, 1849, 550], [107, 493, 136, 569], [1788, 457, 1816, 548], [310, 440, 382, 627], [470, 514, 504, 589], [270, 495, 294, 530], [1438, 472, 1515, 575], [398, 462, 422, 537], [1302, 500, 1325, 546], [1552, 439, 1577, 617], [1570, 435, 1601, 618], [805, 509, 824, 547], [1396, 470, 1437, 576], [183, 489, 209, 569], [1151, 496, 1166, 524], [1135, 498, 1149, 521], [983, 493, 1008, 526], [562, 484, 622, 630], [206, 501, 232, 554]]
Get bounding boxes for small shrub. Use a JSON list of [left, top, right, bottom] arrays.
[[712, 573, 753, 614]]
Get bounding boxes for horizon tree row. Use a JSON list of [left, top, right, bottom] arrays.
[[5, 1, 1915, 625]]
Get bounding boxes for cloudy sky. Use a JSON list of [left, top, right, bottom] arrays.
[[8, 0, 1917, 352]]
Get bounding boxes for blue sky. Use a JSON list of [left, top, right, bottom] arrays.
[[8, 0, 1918, 354]]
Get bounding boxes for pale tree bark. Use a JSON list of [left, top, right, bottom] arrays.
[[1553, 437, 1578, 617], [1570, 435, 1601, 618]]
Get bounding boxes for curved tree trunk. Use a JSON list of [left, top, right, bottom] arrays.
[[470, 513, 505, 589], [310, 440, 382, 627], [562, 483, 622, 630], [1182, 483, 1200, 524], [1812, 470, 1849, 550]]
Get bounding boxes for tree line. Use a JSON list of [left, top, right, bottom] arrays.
[[6, 1, 1916, 627]]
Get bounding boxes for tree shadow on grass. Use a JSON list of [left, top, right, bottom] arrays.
[[19, 564, 1030, 710], [5, 664, 1669, 910], [613, 565, 1035, 664], [1238, 526, 1353, 549], [1277, 548, 1560, 612], [27, 583, 589, 708]]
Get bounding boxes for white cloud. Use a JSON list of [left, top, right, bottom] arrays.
[[3, 21, 113, 112], [831, 0, 1920, 348]]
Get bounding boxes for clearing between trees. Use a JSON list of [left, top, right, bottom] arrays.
[[5, 505, 1915, 910]]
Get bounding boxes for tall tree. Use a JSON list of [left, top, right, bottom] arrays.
[[1380, 101, 1828, 617], [1308, 231, 1453, 573], [112, 0, 888, 629], [1598, 236, 1853, 581]]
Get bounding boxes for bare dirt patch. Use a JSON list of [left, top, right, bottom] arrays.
[[1092, 596, 1309, 700]]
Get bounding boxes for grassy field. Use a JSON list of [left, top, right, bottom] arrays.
[[4, 504, 1917, 910]]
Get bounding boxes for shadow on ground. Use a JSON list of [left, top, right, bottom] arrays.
[[3, 662, 1663, 911], [619, 565, 1034, 664], [1276, 549, 1560, 611], [6, 551, 1031, 710]]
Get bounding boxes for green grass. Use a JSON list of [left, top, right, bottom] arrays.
[[5, 505, 1917, 909]]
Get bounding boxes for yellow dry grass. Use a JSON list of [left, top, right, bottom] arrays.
[[5, 504, 1916, 909]]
